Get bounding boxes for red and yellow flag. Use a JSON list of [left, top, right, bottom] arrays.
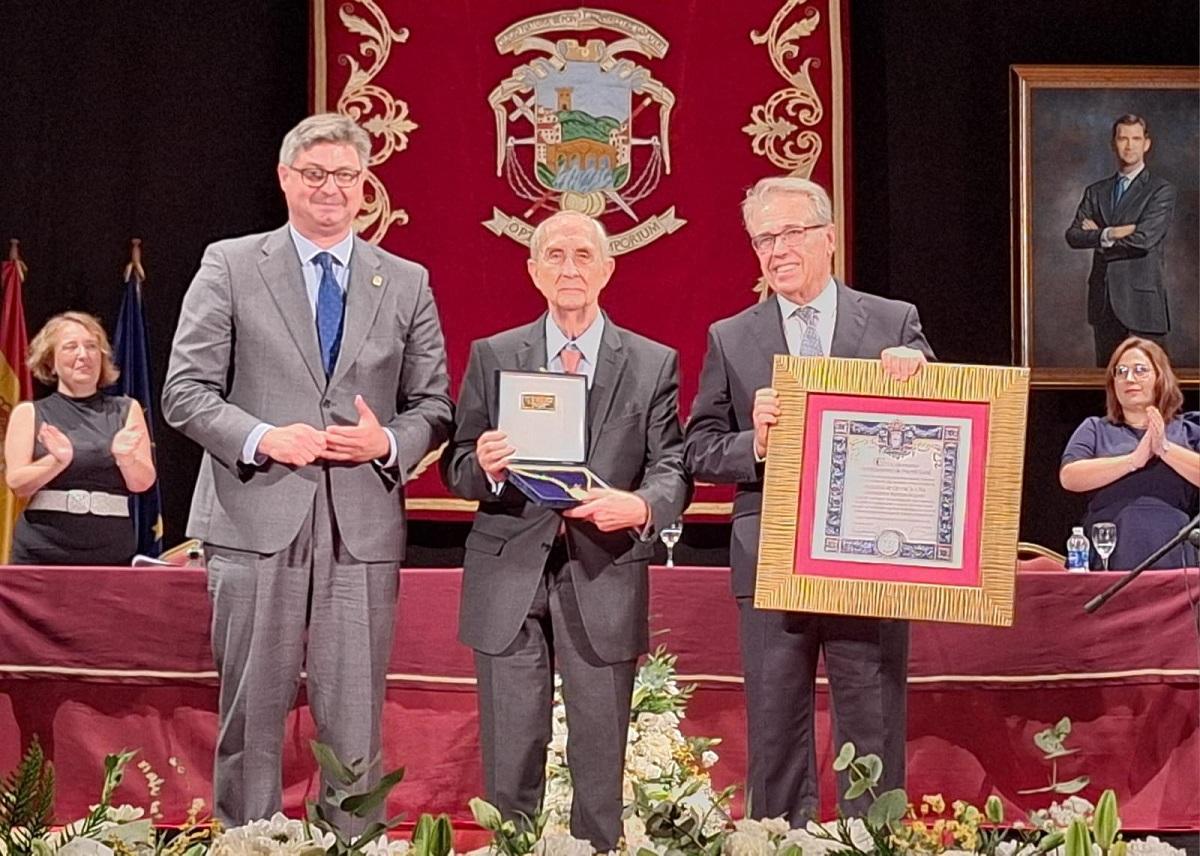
[[0, 243, 33, 563]]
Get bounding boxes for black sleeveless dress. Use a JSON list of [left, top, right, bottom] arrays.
[[10, 391, 137, 565]]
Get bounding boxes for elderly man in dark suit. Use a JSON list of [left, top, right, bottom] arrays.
[[684, 177, 934, 823], [441, 210, 690, 850], [1066, 114, 1178, 367], [163, 113, 453, 829]]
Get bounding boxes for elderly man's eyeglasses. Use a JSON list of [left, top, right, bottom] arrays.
[[1114, 363, 1152, 380], [288, 165, 363, 188], [750, 224, 827, 254]]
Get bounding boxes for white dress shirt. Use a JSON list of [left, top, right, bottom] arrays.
[[545, 312, 605, 387], [777, 277, 838, 357]]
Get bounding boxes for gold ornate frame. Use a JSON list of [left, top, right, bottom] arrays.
[[1011, 65, 1200, 388], [756, 357, 1029, 627]]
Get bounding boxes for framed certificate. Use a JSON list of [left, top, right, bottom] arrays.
[[756, 357, 1030, 627]]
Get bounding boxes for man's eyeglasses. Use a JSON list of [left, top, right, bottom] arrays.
[[750, 223, 828, 254], [1114, 363, 1152, 380], [287, 165, 363, 188]]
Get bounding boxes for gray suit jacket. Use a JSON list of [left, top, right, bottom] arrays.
[[442, 313, 691, 663], [684, 281, 934, 597], [162, 225, 453, 561], [1065, 169, 1177, 335]]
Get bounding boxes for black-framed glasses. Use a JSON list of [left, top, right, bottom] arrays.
[[1114, 363, 1152, 380], [287, 165, 363, 188], [750, 223, 828, 254]]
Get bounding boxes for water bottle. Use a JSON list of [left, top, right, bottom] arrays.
[[1066, 526, 1090, 572]]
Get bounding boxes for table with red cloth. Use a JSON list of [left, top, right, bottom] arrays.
[[1, 566, 1197, 830]]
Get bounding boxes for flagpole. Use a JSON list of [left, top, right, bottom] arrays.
[[7, 239, 26, 279], [124, 238, 146, 284]]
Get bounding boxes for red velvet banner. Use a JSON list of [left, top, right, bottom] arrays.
[[309, 0, 853, 515]]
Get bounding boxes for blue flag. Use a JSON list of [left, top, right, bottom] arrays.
[[112, 274, 164, 557]]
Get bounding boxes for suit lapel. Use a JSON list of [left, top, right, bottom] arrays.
[[754, 295, 790, 374], [515, 314, 548, 373], [329, 237, 387, 389], [830, 281, 867, 357], [258, 227, 325, 391], [1099, 174, 1120, 223], [587, 315, 626, 454]]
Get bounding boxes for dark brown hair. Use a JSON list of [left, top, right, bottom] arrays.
[[1111, 114, 1149, 138]]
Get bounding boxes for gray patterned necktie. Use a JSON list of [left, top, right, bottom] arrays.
[[795, 305, 824, 356]]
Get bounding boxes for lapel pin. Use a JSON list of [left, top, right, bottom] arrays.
[[371, 274, 384, 287]]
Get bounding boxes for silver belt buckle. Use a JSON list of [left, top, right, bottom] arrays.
[[67, 489, 91, 514]]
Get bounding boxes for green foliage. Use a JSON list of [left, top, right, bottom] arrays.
[[1093, 789, 1121, 854], [305, 741, 408, 856], [1020, 718, 1090, 796], [469, 797, 546, 856], [1033, 718, 1078, 760], [1064, 818, 1092, 856], [985, 795, 1004, 825], [630, 647, 695, 715], [625, 779, 734, 856], [58, 749, 138, 847], [410, 813, 454, 856], [0, 736, 56, 856]]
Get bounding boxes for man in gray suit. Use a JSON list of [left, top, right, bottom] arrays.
[[684, 177, 933, 823], [162, 113, 452, 828], [1066, 114, 1177, 367], [441, 211, 690, 850]]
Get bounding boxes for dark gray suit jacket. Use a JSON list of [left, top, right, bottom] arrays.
[[1065, 169, 1177, 335], [442, 313, 691, 663], [684, 282, 934, 597], [162, 225, 453, 561]]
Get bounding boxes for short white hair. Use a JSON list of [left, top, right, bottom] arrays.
[[741, 177, 833, 230], [279, 113, 371, 169], [529, 211, 611, 260]]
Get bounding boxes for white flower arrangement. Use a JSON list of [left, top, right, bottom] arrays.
[[542, 648, 722, 835], [211, 813, 335, 856]]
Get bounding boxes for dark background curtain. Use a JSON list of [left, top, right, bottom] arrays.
[[0, 0, 1195, 565]]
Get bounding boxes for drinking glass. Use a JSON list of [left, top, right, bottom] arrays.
[[659, 520, 683, 568], [1092, 522, 1117, 572]]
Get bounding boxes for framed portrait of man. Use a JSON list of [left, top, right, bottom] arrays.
[[1011, 65, 1199, 387]]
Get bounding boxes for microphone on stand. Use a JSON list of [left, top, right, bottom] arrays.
[[1085, 512, 1200, 614]]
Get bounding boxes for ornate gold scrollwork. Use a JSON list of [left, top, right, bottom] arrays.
[[334, 1, 418, 244], [743, 0, 825, 178]]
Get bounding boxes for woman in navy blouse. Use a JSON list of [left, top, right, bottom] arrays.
[[1060, 337, 1199, 570]]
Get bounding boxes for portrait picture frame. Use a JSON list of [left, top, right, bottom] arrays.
[[755, 357, 1029, 627], [1011, 65, 1200, 388]]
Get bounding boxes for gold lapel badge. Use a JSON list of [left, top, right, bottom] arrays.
[[371, 274, 384, 287]]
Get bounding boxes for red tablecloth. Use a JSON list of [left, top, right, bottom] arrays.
[[1, 566, 1197, 829]]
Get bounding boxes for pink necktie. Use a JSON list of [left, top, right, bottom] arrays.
[[560, 343, 582, 374]]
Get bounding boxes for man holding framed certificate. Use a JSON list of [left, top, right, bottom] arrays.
[[441, 211, 690, 851], [684, 177, 934, 822]]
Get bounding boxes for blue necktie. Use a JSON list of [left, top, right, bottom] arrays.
[[1112, 175, 1129, 209], [313, 252, 345, 377], [795, 305, 824, 356]]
